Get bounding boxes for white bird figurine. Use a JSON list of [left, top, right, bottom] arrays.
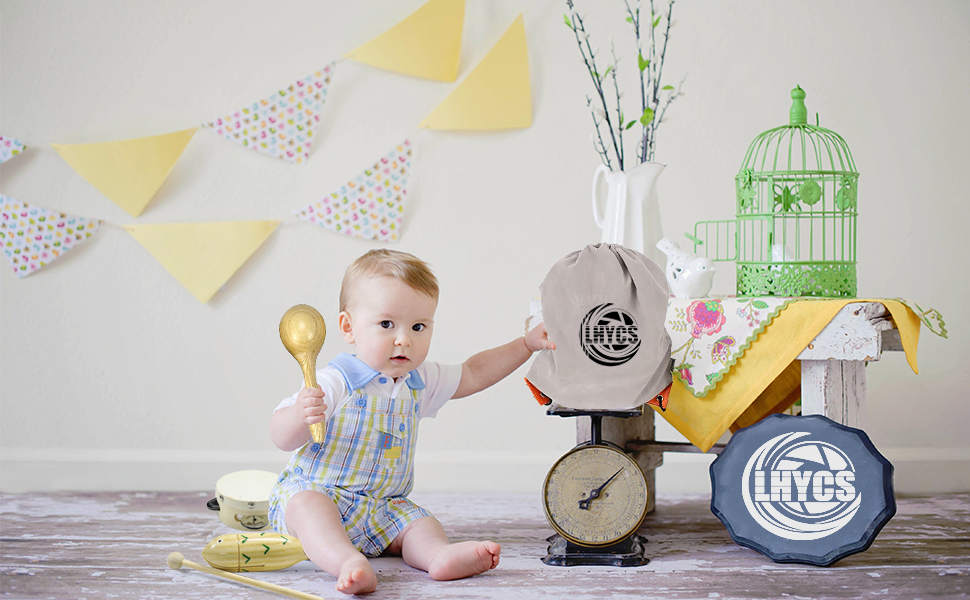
[[656, 238, 716, 299]]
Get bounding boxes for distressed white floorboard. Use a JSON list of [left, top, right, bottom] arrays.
[[1, 492, 967, 599]]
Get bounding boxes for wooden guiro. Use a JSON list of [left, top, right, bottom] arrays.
[[202, 532, 307, 572], [279, 304, 327, 443], [166, 552, 324, 600]]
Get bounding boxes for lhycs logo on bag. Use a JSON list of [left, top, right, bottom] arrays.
[[741, 431, 861, 541], [580, 303, 640, 366]]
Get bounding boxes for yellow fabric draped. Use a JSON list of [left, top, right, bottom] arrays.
[[651, 299, 921, 452]]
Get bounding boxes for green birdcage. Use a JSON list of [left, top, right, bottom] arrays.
[[691, 86, 859, 297]]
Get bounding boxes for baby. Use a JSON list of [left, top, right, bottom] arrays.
[[268, 249, 554, 594]]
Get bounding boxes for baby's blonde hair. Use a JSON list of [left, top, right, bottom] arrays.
[[339, 249, 439, 313]]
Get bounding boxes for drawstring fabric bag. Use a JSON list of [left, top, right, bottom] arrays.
[[526, 243, 673, 410]]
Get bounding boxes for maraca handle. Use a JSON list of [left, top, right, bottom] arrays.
[[301, 360, 319, 390], [301, 359, 326, 443]]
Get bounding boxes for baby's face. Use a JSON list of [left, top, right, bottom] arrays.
[[341, 276, 436, 380]]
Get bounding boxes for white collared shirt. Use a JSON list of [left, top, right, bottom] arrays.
[[274, 353, 462, 421]]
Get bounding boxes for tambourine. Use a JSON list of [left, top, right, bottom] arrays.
[[206, 470, 279, 531]]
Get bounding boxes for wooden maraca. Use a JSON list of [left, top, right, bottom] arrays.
[[279, 304, 327, 443]]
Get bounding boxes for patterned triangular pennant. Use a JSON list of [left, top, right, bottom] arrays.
[[0, 195, 103, 278], [202, 64, 334, 165], [0, 135, 28, 164], [295, 140, 413, 242]]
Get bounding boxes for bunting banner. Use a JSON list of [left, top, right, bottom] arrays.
[[0, 195, 103, 278], [1, 135, 28, 164], [345, 0, 464, 82], [419, 14, 531, 130], [3, 11, 538, 300], [201, 64, 334, 165], [124, 221, 279, 303], [51, 129, 197, 217], [295, 140, 412, 243]]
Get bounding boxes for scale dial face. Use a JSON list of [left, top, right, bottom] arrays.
[[542, 444, 648, 547]]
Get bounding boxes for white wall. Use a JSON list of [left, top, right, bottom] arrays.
[[2, 0, 967, 496]]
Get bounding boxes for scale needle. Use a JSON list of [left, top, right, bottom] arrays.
[[578, 469, 623, 510]]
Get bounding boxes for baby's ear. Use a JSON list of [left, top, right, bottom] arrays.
[[337, 311, 355, 343]]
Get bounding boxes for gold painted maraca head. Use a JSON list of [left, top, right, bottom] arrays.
[[279, 304, 326, 358]]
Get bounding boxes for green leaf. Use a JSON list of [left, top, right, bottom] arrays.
[[564, 13, 572, 28], [638, 53, 649, 72], [626, 16, 633, 23], [603, 66, 613, 78], [640, 108, 655, 126], [662, 85, 674, 90], [753, 300, 769, 309], [625, 120, 637, 130], [653, 15, 661, 27]]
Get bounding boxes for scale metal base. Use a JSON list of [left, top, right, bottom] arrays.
[[542, 404, 652, 567], [542, 533, 649, 567]]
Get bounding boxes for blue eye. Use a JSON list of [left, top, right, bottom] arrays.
[[380, 321, 393, 329], [412, 323, 426, 332]]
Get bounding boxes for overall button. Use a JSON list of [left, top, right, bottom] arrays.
[[399, 423, 406, 432], [357, 398, 366, 407], [311, 443, 321, 452], [294, 467, 303, 475], [379, 377, 388, 384]]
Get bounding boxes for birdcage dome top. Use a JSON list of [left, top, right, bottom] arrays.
[[738, 86, 857, 177]]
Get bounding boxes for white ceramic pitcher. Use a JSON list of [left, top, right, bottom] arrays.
[[592, 161, 666, 266]]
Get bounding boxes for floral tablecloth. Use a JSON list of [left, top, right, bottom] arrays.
[[668, 297, 791, 397], [668, 297, 947, 398]]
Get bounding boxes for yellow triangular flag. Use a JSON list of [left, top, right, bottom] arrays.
[[125, 221, 279, 303], [345, 0, 464, 82], [52, 129, 196, 217], [419, 14, 531, 130]]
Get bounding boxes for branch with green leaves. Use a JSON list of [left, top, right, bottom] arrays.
[[566, 0, 684, 169]]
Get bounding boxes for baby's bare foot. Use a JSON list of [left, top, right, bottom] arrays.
[[427, 541, 501, 581], [335, 556, 376, 595]]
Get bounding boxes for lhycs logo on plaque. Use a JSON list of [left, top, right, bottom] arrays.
[[710, 414, 896, 566]]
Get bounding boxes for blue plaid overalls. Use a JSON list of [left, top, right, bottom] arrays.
[[268, 380, 432, 556]]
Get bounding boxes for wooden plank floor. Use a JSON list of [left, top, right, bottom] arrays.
[[1, 491, 967, 599]]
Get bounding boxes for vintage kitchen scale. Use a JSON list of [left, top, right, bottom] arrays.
[[541, 404, 650, 567]]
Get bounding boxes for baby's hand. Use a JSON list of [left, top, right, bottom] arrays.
[[295, 386, 328, 425], [525, 322, 556, 353]]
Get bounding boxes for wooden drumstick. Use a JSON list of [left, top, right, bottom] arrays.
[[167, 552, 325, 600], [279, 304, 327, 443]]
